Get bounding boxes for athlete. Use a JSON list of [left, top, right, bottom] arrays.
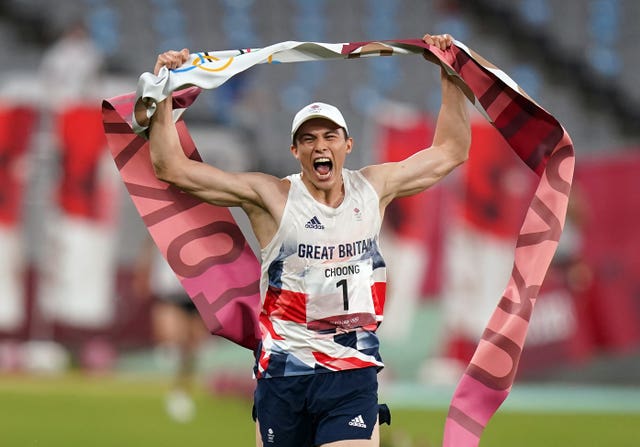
[[149, 33, 470, 447], [133, 236, 210, 423]]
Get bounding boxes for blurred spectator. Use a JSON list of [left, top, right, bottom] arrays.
[[35, 19, 119, 358], [370, 101, 437, 343], [39, 19, 104, 109], [0, 105, 37, 333], [420, 110, 537, 384], [134, 235, 211, 423]]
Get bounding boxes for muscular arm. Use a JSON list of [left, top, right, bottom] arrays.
[[147, 49, 287, 246], [362, 34, 471, 209], [149, 98, 276, 207]]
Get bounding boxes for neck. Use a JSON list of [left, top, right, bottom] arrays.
[[300, 172, 345, 208]]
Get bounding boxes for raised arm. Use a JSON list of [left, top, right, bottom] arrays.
[[362, 33, 471, 209], [147, 49, 288, 246]]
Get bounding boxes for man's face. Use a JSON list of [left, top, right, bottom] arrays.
[[290, 118, 353, 190]]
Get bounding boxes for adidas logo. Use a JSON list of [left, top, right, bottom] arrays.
[[304, 216, 325, 229], [348, 415, 367, 429]]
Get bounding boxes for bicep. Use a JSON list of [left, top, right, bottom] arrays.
[[147, 105, 276, 209], [170, 159, 273, 208], [365, 145, 461, 204]]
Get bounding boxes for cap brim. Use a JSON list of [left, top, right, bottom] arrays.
[[291, 115, 347, 138]]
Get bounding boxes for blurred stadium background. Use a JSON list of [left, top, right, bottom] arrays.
[[1, 0, 640, 445]]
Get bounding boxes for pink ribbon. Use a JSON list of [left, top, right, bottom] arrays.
[[102, 38, 574, 445]]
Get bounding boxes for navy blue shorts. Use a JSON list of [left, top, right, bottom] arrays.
[[253, 367, 382, 446]]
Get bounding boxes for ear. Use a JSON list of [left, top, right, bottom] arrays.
[[345, 137, 354, 154], [290, 144, 300, 159]]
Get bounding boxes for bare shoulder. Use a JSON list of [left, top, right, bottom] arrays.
[[235, 170, 291, 213], [250, 172, 291, 200], [360, 163, 392, 200], [241, 174, 291, 248]]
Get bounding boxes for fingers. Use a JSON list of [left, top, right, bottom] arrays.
[[153, 48, 190, 75], [422, 33, 453, 51]]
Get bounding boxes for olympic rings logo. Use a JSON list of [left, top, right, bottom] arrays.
[[172, 53, 234, 73]]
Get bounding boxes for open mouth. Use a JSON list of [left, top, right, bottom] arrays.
[[313, 157, 333, 176]]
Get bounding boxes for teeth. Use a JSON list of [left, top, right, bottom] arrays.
[[315, 157, 331, 163]]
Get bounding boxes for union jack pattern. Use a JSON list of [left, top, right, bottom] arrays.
[[255, 171, 385, 378]]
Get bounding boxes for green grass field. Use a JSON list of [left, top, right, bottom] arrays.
[[1, 374, 639, 446]]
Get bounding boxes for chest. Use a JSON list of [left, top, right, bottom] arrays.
[[286, 193, 377, 245]]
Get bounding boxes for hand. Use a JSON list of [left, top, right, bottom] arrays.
[[154, 48, 190, 75], [422, 33, 453, 51]]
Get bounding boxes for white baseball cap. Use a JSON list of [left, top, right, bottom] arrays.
[[291, 102, 349, 141]]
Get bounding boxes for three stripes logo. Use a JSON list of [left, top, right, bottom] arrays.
[[304, 216, 325, 229], [348, 415, 367, 429]]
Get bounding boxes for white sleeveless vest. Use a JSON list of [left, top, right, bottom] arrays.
[[255, 169, 386, 378]]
